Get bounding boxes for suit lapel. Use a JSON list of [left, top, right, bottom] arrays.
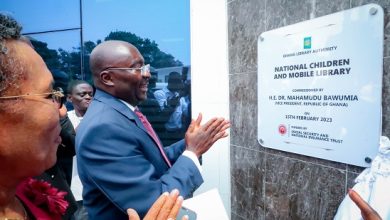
[[93, 89, 156, 143]]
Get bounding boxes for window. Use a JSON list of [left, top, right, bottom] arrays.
[[2, 0, 191, 144]]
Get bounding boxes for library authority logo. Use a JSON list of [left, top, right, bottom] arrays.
[[278, 124, 287, 135], [304, 37, 311, 49]]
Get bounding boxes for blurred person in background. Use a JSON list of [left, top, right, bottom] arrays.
[[66, 80, 94, 220], [154, 72, 188, 145], [67, 80, 93, 128]]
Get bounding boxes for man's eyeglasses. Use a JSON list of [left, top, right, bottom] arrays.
[[104, 64, 150, 76], [0, 87, 65, 109]]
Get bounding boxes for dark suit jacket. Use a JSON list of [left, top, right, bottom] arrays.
[[34, 165, 78, 220], [76, 89, 203, 219], [56, 115, 76, 185]]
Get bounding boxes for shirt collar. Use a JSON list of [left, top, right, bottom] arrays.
[[119, 99, 136, 111]]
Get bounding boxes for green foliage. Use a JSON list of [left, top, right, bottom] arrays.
[[105, 31, 183, 68], [58, 48, 82, 79], [83, 41, 96, 54], [30, 39, 61, 71], [30, 30, 183, 82]]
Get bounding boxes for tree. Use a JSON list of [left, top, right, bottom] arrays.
[[29, 30, 183, 82], [58, 48, 82, 80], [30, 39, 61, 71], [105, 31, 183, 68]]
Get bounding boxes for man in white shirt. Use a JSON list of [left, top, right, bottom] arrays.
[[67, 80, 93, 220], [154, 72, 190, 145], [67, 80, 93, 128]]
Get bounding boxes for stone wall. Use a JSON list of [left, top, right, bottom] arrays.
[[228, 0, 390, 219]]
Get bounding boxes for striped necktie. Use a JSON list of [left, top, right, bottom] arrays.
[[134, 108, 172, 167]]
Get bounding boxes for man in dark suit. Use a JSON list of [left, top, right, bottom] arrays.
[[76, 40, 230, 219]]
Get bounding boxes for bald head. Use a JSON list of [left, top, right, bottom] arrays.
[[89, 40, 150, 105], [90, 40, 142, 87]]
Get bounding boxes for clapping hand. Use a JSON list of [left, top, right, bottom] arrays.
[[185, 113, 230, 158], [348, 189, 382, 220], [127, 189, 188, 220]]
